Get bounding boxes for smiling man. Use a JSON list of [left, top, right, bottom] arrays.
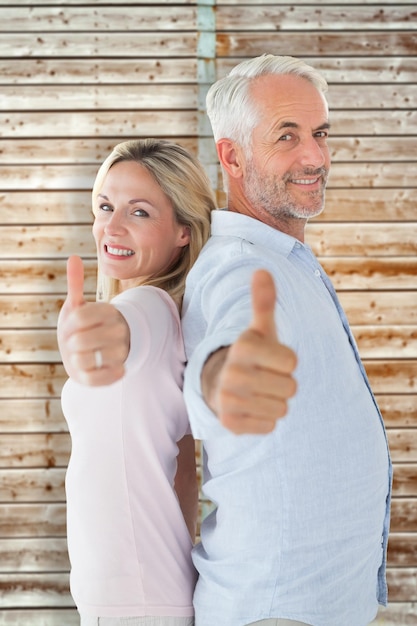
[[181, 54, 392, 626]]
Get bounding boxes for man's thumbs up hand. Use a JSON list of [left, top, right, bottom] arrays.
[[201, 269, 297, 434]]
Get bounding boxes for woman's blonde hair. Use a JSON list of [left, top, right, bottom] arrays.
[[92, 138, 216, 306]]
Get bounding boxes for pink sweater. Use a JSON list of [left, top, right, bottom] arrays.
[[62, 286, 196, 618]]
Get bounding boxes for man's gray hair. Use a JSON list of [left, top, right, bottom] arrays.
[[206, 54, 329, 148]]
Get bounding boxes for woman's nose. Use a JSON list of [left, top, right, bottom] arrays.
[[104, 210, 127, 235]]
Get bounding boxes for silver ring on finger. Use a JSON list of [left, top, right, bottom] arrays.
[[94, 349, 103, 369]]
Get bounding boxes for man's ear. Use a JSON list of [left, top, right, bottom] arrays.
[[216, 139, 244, 179]]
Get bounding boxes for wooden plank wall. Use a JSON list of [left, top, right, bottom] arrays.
[[0, 1, 416, 624]]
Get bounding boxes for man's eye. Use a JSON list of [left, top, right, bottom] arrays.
[[279, 134, 292, 141]]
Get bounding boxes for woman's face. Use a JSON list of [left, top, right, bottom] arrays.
[[92, 160, 190, 290]]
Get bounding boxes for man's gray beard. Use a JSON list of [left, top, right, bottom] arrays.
[[244, 162, 327, 221]]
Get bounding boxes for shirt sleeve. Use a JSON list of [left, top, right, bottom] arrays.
[[111, 286, 183, 374]]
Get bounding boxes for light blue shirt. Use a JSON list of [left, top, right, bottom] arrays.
[[182, 210, 392, 626]]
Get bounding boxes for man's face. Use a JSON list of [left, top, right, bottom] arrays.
[[242, 73, 331, 226]]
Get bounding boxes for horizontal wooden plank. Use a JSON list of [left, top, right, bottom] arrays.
[[0, 469, 66, 502], [0, 138, 199, 166], [0, 609, 79, 626], [1, 258, 416, 294], [217, 56, 417, 84], [2, 162, 414, 191], [2, 292, 415, 331], [0, 6, 196, 31], [1, 137, 415, 166], [0, 504, 66, 537], [3, 84, 416, 112], [365, 360, 417, 394], [375, 603, 417, 626], [3, 325, 417, 363], [0, 573, 73, 608], [0, 33, 197, 58], [340, 293, 417, 326], [0, 433, 70, 468], [391, 464, 417, 497], [0, 365, 66, 398], [386, 567, 417, 603], [354, 327, 417, 360], [0, 399, 66, 432], [321, 258, 417, 290], [0, 538, 69, 571], [1, 84, 198, 111], [377, 395, 417, 428], [390, 499, 417, 533], [0, 225, 95, 258], [0, 295, 65, 328], [307, 223, 417, 257], [2, 223, 416, 259], [216, 5, 417, 31], [0, 111, 198, 139], [0, 58, 198, 84], [1, 110, 415, 138], [2, 56, 415, 86], [317, 189, 417, 222], [387, 430, 417, 463], [0, 330, 60, 363], [0, 191, 93, 223], [216, 32, 417, 57], [2, 189, 415, 224], [388, 535, 417, 570], [0, 261, 97, 294]]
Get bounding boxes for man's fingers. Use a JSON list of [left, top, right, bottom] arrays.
[[66, 255, 85, 309], [250, 269, 278, 340]]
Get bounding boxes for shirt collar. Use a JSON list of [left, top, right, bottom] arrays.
[[211, 208, 301, 258]]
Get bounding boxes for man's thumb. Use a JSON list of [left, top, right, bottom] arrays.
[[66, 255, 85, 308], [250, 269, 278, 339]]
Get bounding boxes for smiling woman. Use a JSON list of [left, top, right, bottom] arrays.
[[56, 138, 216, 626]]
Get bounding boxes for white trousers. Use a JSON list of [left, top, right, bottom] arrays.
[[80, 617, 194, 626]]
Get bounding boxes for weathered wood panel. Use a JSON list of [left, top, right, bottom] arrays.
[[3, 326, 417, 363], [1, 84, 198, 111], [0, 58, 198, 84], [0, 112, 198, 139], [1, 0, 415, 622], [0, 6, 197, 31], [0, 539, 69, 571], [0, 609, 79, 626], [0, 138, 199, 164], [0, 33, 197, 58], [2, 258, 416, 293], [0, 573, 73, 608], [216, 5, 417, 30], [2, 292, 416, 330], [0, 470, 66, 502], [2, 188, 415, 224], [1, 162, 414, 191], [0, 504, 66, 537], [0, 399, 65, 432], [216, 32, 417, 57], [2, 223, 416, 259], [3, 84, 416, 111], [2, 110, 416, 138]]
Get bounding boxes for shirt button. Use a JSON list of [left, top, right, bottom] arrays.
[[314, 269, 321, 277]]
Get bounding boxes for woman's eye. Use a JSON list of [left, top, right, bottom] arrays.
[[133, 208, 149, 217], [99, 203, 113, 212]]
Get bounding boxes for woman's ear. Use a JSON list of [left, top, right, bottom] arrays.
[[177, 225, 191, 248], [216, 139, 244, 179]]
